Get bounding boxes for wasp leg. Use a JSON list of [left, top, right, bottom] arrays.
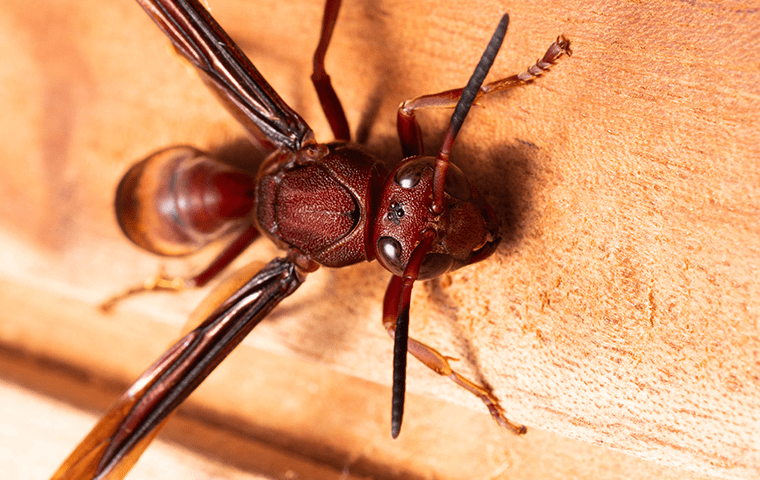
[[100, 227, 259, 312], [397, 36, 571, 158], [382, 275, 526, 435]]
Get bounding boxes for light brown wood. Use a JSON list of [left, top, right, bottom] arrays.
[[0, 0, 757, 479], [0, 281, 713, 480]]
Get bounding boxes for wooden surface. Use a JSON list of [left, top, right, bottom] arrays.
[[0, 354, 277, 480], [0, 0, 758, 479]]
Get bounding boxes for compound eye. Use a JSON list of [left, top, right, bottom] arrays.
[[444, 163, 471, 201], [394, 158, 433, 189], [377, 236, 404, 276], [418, 253, 454, 280], [377, 236, 455, 280]]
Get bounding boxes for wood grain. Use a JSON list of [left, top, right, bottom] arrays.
[[0, 0, 757, 479]]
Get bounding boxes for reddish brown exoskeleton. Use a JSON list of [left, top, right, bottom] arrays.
[[51, 0, 570, 478]]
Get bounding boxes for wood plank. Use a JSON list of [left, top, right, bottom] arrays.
[[0, 0, 757, 478]]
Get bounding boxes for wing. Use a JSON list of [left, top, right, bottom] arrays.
[[50, 258, 305, 480], [136, 0, 314, 152]]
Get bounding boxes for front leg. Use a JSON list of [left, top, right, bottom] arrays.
[[397, 36, 572, 158], [382, 275, 526, 435]]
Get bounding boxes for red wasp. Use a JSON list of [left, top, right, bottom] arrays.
[[51, 0, 570, 478]]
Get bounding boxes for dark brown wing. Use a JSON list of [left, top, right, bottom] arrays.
[[136, 0, 313, 152], [50, 258, 305, 480]]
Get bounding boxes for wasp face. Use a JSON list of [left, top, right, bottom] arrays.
[[373, 157, 500, 279]]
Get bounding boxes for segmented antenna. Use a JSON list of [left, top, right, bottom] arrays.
[[431, 14, 509, 214], [391, 15, 512, 438]]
